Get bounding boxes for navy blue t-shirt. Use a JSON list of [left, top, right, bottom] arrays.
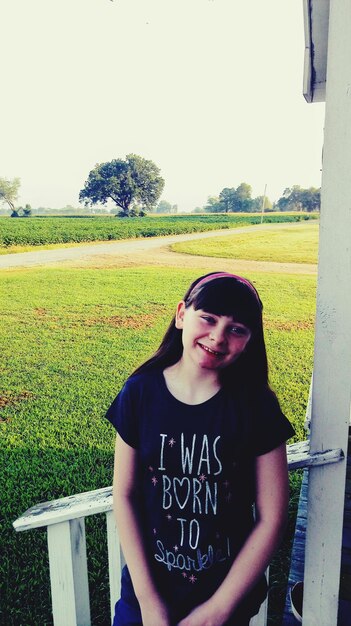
[[106, 369, 294, 619]]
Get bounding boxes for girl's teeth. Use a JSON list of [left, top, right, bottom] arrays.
[[200, 344, 221, 356]]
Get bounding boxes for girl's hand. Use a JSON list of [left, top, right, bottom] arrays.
[[177, 600, 227, 626], [139, 595, 172, 626]]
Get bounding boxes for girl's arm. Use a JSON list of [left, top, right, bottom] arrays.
[[177, 443, 289, 626], [113, 435, 171, 626]]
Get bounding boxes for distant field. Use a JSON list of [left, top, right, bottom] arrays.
[[0, 213, 317, 252], [171, 222, 319, 264], [1, 265, 315, 625]]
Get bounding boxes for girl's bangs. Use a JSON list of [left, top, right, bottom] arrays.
[[188, 279, 262, 330]]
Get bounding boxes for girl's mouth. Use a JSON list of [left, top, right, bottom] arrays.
[[197, 342, 225, 357]]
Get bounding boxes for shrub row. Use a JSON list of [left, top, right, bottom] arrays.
[[0, 214, 317, 248]]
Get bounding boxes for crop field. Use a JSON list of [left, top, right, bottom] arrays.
[[172, 222, 319, 264], [0, 252, 316, 625], [0, 212, 317, 252]]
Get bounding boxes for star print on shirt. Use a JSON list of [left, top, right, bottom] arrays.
[[189, 575, 197, 584], [151, 476, 158, 486], [168, 437, 176, 447], [199, 473, 207, 482]]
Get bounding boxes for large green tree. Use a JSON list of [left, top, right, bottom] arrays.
[[79, 154, 165, 216], [0, 177, 21, 214]]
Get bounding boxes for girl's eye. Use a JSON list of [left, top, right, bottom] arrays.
[[230, 326, 249, 336], [201, 315, 215, 324]]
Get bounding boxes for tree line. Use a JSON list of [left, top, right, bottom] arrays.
[[193, 183, 320, 214], [1, 155, 320, 218]]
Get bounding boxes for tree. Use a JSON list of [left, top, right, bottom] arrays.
[[204, 196, 221, 213], [156, 200, 172, 213], [279, 186, 305, 211], [12, 204, 32, 217], [0, 177, 20, 214], [10, 203, 32, 217], [79, 154, 164, 217], [217, 183, 253, 212], [235, 182, 252, 212], [219, 188, 237, 213], [277, 186, 320, 212], [300, 187, 321, 212], [250, 196, 273, 212], [23, 203, 32, 217]]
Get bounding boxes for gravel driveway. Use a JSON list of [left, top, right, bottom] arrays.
[[0, 221, 317, 274]]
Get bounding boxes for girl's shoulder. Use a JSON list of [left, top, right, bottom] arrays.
[[105, 369, 164, 440], [125, 367, 162, 390], [119, 367, 163, 403], [241, 385, 295, 454], [230, 383, 279, 410]]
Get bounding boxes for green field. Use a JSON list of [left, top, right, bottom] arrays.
[[172, 222, 319, 264], [0, 260, 315, 625], [0, 213, 317, 252]]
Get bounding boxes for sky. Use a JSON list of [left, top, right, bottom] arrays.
[[1, 0, 326, 212]]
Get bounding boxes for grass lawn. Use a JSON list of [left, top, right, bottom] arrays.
[[171, 222, 319, 264], [0, 265, 316, 625]]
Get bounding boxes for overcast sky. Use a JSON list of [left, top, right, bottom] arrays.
[[1, 0, 325, 212]]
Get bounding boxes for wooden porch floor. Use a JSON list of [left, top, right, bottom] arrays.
[[283, 436, 351, 625]]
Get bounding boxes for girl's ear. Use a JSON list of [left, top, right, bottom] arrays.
[[175, 301, 185, 329]]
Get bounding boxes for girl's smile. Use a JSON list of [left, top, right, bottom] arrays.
[[175, 303, 252, 371], [197, 342, 226, 357]]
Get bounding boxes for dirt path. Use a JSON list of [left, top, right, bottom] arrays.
[[93, 244, 317, 274], [0, 221, 317, 274]]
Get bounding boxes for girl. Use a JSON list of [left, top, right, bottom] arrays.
[[106, 272, 294, 626]]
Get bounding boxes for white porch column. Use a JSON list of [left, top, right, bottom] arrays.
[[303, 1, 351, 625]]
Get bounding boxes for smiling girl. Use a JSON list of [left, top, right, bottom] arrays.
[[106, 272, 294, 626]]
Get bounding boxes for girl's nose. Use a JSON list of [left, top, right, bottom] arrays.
[[209, 326, 226, 344]]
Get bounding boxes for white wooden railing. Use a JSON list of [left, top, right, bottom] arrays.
[[13, 440, 343, 626]]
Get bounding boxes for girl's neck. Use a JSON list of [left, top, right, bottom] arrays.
[[163, 358, 221, 405]]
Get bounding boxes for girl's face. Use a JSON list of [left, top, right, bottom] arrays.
[[175, 302, 252, 373]]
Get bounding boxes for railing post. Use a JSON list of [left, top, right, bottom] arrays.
[[106, 510, 125, 623], [47, 518, 91, 626]]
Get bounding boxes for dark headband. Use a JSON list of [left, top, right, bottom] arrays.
[[190, 272, 260, 303]]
